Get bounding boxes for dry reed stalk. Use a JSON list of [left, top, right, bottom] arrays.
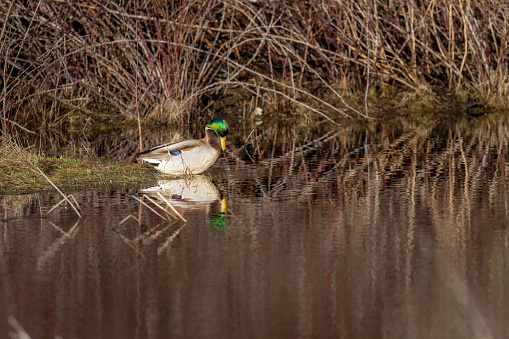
[[156, 192, 187, 222], [36, 167, 83, 218], [131, 194, 168, 220], [119, 214, 140, 226], [7, 315, 32, 339], [2, 0, 509, 131], [44, 196, 67, 216], [142, 194, 178, 219]]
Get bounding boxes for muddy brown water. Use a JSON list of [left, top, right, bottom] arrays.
[[1, 115, 509, 338]]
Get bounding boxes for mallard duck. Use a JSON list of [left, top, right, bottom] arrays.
[[137, 118, 230, 175]]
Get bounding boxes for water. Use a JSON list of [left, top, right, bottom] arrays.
[[1, 115, 509, 338]]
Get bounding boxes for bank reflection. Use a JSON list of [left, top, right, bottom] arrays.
[[3, 114, 509, 338]]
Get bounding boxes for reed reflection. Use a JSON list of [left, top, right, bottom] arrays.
[[2, 114, 509, 338]]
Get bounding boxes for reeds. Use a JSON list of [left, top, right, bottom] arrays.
[[1, 0, 509, 131]]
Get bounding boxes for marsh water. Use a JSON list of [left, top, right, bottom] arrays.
[[1, 113, 509, 338]]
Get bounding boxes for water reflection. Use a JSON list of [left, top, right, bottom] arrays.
[[139, 175, 228, 231], [1, 113, 509, 338]]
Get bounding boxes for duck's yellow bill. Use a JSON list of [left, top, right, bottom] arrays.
[[220, 136, 226, 151], [220, 198, 226, 213]]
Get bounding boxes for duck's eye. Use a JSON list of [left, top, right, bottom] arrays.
[[169, 150, 181, 155]]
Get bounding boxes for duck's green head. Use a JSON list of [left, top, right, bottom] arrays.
[[207, 118, 230, 151]]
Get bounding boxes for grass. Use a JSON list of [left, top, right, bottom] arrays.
[[0, 140, 157, 194]]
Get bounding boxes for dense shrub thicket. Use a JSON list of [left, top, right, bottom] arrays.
[[1, 0, 509, 130]]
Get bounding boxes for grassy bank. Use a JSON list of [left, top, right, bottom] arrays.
[[0, 140, 156, 194], [1, 0, 509, 133]]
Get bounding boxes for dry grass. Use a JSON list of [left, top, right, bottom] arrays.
[[1, 0, 509, 133], [0, 138, 38, 178], [0, 138, 156, 193]]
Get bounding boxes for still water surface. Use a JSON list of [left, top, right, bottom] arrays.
[[1, 115, 509, 338]]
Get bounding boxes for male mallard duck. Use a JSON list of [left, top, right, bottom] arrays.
[[137, 118, 230, 175]]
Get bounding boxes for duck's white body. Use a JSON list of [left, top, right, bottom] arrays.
[[139, 139, 219, 175]]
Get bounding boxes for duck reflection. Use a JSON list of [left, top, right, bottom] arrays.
[[139, 175, 227, 231]]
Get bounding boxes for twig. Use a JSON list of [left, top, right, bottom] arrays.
[[7, 316, 32, 339], [68, 194, 84, 217], [36, 167, 82, 218], [119, 214, 140, 226], [131, 195, 168, 220], [143, 195, 177, 219], [156, 192, 187, 222], [0, 117, 38, 135]]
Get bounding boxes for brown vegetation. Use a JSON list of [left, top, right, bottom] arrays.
[[0, 138, 156, 193], [1, 0, 509, 134]]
